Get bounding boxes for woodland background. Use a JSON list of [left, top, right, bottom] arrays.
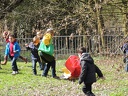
[[0, 0, 128, 50], [0, 1, 128, 96]]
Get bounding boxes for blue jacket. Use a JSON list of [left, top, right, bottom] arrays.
[[5, 41, 21, 58]]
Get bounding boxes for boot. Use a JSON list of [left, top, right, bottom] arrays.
[[85, 92, 95, 96]]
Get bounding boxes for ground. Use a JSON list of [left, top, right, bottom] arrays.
[[0, 55, 127, 96]]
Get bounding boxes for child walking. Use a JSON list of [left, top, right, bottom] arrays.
[[25, 36, 44, 75], [3, 34, 21, 75], [2, 31, 27, 64], [38, 28, 58, 78], [78, 47, 104, 96]]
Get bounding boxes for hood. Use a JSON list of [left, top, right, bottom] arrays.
[[80, 53, 94, 64]]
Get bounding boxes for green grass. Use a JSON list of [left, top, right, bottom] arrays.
[[0, 56, 128, 96]]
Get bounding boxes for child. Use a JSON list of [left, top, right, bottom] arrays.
[[78, 47, 104, 96], [121, 40, 128, 72], [25, 36, 44, 75], [121, 40, 128, 58], [2, 31, 27, 64], [3, 34, 21, 75], [38, 28, 58, 78]]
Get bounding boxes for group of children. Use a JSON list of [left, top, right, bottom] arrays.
[[3, 30, 128, 96], [0, 29, 105, 96], [25, 28, 57, 78], [1, 29, 57, 78]]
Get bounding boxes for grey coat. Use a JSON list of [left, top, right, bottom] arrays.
[[79, 53, 103, 84]]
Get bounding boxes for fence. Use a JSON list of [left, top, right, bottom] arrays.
[[0, 35, 125, 61]]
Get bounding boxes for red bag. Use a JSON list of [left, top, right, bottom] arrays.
[[65, 55, 81, 78]]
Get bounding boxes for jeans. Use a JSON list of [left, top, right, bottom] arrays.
[[32, 59, 44, 75], [43, 60, 56, 77], [9, 56, 18, 71]]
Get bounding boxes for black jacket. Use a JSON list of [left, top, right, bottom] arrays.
[[79, 53, 103, 84], [26, 42, 40, 61]]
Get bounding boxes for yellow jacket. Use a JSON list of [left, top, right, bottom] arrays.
[[42, 33, 52, 45]]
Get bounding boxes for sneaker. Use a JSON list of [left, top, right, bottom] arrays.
[[12, 71, 18, 75], [15, 71, 19, 74], [42, 75, 47, 77], [53, 76, 60, 79], [12, 71, 16, 75]]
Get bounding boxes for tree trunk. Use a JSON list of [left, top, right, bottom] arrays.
[[122, 0, 128, 37], [94, 1, 105, 52]]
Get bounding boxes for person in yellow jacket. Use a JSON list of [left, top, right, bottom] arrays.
[[38, 28, 58, 78]]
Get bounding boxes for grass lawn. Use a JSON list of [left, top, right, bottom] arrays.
[[0, 56, 128, 96]]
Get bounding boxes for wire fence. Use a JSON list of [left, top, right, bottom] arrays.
[[0, 35, 125, 61]]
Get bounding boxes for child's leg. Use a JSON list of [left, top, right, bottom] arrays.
[[11, 57, 18, 74], [51, 60, 57, 77], [38, 58, 45, 70], [38, 62, 45, 70], [42, 62, 51, 77], [82, 83, 95, 95], [19, 55, 27, 63], [32, 60, 37, 75]]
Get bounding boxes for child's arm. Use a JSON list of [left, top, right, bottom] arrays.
[[13, 42, 21, 53], [95, 64, 104, 78], [1, 43, 9, 65], [1, 55, 8, 65], [25, 43, 30, 50], [25, 42, 34, 50]]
